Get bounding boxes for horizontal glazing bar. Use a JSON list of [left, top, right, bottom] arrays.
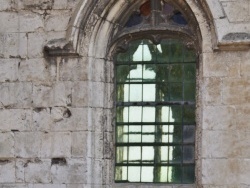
[[116, 101, 195, 106], [116, 122, 195, 125], [115, 163, 195, 167], [116, 142, 195, 146], [115, 61, 197, 65]]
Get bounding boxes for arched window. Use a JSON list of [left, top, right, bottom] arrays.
[[113, 0, 198, 184]]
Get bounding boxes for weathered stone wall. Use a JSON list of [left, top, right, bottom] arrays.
[[0, 0, 250, 187]]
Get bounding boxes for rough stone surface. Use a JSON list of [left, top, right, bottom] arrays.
[[0, 0, 250, 187]]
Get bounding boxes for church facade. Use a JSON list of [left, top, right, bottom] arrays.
[[0, 0, 250, 187]]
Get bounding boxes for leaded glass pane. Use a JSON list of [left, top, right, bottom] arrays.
[[115, 38, 196, 183]]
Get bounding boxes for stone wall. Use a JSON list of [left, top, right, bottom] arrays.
[[0, 0, 250, 187]]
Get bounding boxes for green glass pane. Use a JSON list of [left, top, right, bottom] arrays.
[[143, 84, 156, 101], [116, 84, 129, 102], [142, 146, 154, 162], [116, 107, 129, 122], [160, 166, 172, 182], [183, 146, 195, 163], [143, 107, 156, 122], [116, 52, 130, 63], [157, 40, 171, 63], [173, 125, 182, 143], [183, 105, 195, 123], [116, 126, 128, 143], [183, 125, 195, 143], [156, 106, 172, 122], [128, 146, 141, 162], [143, 64, 156, 81], [129, 106, 142, 122], [162, 125, 175, 143], [184, 48, 196, 62], [170, 41, 183, 63], [171, 146, 182, 163], [141, 166, 154, 182], [129, 84, 142, 102], [169, 166, 182, 183], [128, 125, 141, 143], [144, 41, 157, 62], [184, 64, 196, 81], [182, 165, 195, 183], [128, 166, 141, 182], [116, 65, 130, 82], [156, 83, 169, 101], [184, 83, 195, 101], [142, 125, 155, 142], [115, 166, 128, 181], [169, 64, 183, 82], [170, 105, 182, 123], [130, 40, 142, 62], [116, 147, 128, 163], [156, 64, 169, 82], [170, 83, 183, 101]]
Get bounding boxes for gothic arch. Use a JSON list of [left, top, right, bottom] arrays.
[[44, 0, 214, 186]]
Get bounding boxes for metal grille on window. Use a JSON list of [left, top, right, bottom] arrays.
[[115, 39, 196, 183]]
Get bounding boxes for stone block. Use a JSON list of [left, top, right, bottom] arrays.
[[45, 10, 71, 31], [27, 32, 47, 58], [105, 60, 114, 83], [203, 77, 222, 105], [0, 12, 18, 33], [59, 57, 88, 81], [202, 106, 236, 130], [18, 58, 56, 82], [202, 159, 238, 185], [89, 58, 105, 82], [32, 107, 88, 131], [90, 82, 104, 108], [15, 132, 42, 158], [240, 50, 250, 78], [51, 159, 87, 183], [203, 52, 240, 78], [104, 109, 113, 132], [103, 132, 113, 159], [91, 108, 104, 132], [0, 160, 15, 183], [32, 108, 52, 131], [54, 82, 73, 106], [17, 0, 54, 10], [16, 159, 25, 183], [71, 131, 88, 158], [0, 184, 28, 188], [0, 33, 27, 58], [72, 81, 88, 107], [104, 83, 113, 109], [221, 0, 250, 22], [0, 59, 18, 82], [24, 159, 51, 183], [32, 83, 54, 107], [202, 130, 239, 158], [53, 0, 67, 9], [30, 184, 66, 188], [94, 132, 104, 159], [235, 105, 250, 131], [222, 78, 250, 105], [0, 82, 32, 108], [0, 132, 14, 158], [0, 109, 31, 132], [0, 0, 16, 11], [19, 11, 44, 32], [239, 159, 250, 184], [40, 132, 71, 158]]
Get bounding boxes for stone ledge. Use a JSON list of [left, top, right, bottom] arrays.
[[44, 38, 79, 57]]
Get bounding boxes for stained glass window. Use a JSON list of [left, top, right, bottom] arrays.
[[115, 39, 196, 183]]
